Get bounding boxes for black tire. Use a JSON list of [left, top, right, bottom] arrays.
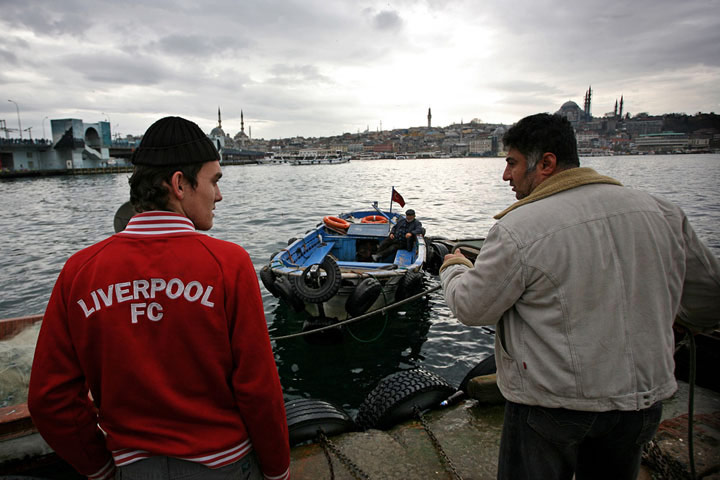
[[345, 277, 382, 317], [458, 354, 497, 394], [260, 265, 280, 297], [275, 277, 306, 312], [355, 368, 455, 430], [394, 271, 424, 302], [269, 250, 280, 262], [285, 398, 357, 446], [291, 256, 342, 304], [287, 237, 298, 245], [425, 242, 449, 275]]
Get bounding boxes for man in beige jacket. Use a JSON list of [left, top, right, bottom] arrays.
[[440, 113, 720, 480]]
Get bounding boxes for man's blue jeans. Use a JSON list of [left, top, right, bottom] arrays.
[[498, 400, 662, 480]]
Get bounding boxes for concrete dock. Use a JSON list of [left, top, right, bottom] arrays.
[[288, 379, 720, 479]]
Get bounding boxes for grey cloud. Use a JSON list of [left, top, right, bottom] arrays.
[[61, 54, 168, 85], [0, 48, 19, 66], [373, 10, 404, 31], [266, 64, 332, 85], [150, 34, 254, 58], [0, 0, 93, 37]]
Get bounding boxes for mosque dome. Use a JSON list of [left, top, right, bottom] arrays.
[[559, 101, 582, 111], [210, 126, 226, 137]]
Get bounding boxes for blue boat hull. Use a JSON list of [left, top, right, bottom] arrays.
[[263, 209, 426, 319]]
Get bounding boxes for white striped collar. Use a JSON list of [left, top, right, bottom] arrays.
[[122, 211, 196, 236]]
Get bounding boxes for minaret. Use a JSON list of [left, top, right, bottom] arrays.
[[614, 99, 618, 117], [427, 108, 432, 128], [241, 110, 245, 134], [583, 86, 592, 121], [217, 107, 222, 128], [619, 96, 624, 119]]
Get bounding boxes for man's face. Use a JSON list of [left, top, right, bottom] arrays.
[[406, 214, 415, 222], [181, 160, 223, 230], [503, 148, 538, 200]]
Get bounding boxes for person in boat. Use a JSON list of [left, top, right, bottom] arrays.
[[28, 116, 290, 480], [372, 209, 423, 261], [439, 113, 720, 480]]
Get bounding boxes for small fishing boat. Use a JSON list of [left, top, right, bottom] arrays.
[[260, 203, 426, 320]]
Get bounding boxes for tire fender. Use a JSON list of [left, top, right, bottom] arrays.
[[285, 398, 357, 446], [291, 256, 342, 304], [260, 265, 280, 297], [275, 277, 306, 312], [394, 271, 424, 302], [458, 354, 497, 394], [345, 277, 382, 317], [355, 368, 455, 430]]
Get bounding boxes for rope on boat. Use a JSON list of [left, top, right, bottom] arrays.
[[269, 285, 442, 341]]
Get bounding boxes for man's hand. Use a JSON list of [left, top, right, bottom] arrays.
[[405, 233, 412, 238], [444, 250, 466, 262], [389, 233, 395, 240]]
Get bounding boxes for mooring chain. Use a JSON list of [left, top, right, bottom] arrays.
[[414, 406, 464, 480], [319, 433, 336, 480], [318, 430, 371, 480]]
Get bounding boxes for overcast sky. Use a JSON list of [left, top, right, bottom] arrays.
[[1, 0, 719, 140]]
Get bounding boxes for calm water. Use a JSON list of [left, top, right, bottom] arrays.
[[1, 155, 719, 414]]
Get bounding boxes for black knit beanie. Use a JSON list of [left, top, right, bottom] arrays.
[[131, 116, 219, 166]]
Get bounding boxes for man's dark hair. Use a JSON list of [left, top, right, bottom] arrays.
[[129, 163, 204, 212], [502, 113, 580, 171]]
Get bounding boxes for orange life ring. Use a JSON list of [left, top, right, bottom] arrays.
[[361, 215, 389, 224], [323, 216, 350, 230]]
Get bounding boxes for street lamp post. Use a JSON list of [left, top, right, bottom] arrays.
[[7, 99, 22, 140]]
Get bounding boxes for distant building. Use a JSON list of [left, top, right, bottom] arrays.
[[635, 132, 689, 152]]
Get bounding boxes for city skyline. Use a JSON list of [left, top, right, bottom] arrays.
[[1, 0, 719, 140]]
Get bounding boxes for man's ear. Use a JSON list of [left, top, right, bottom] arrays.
[[169, 171, 186, 200], [539, 152, 558, 177]]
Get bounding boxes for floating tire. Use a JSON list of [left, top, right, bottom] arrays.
[[260, 265, 280, 297], [458, 354, 497, 394], [275, 277, 306, 312], [394, 271, 424, 302], [287, 237, 298, 245], [355, 368, 455, 430], [285, 398, 357, 446], [291, 256, 342, 304], [345, 277, 382, 317]]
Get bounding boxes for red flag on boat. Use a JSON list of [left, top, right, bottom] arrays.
[[391, 188, 405, 207]]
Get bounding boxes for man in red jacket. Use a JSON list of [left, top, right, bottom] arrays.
[[28, 116, 291, 480]]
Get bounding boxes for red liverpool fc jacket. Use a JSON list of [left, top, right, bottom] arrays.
[[29, 212, 290, 480]]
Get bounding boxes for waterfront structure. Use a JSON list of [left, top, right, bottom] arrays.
[[635, 132, 689, 153], [0, 118, 126, 176]]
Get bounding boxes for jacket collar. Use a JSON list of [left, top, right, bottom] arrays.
[[121, 211, 196, 236], [495, 167, 623, 219]]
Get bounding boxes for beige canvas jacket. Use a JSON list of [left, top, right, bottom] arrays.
[[440, 168, 720, 411]]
